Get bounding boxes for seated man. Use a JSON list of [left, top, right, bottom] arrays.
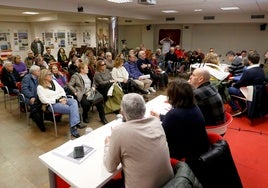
[[228, 50, 266, 116], [124, 54, 152, 93], [1, 60, 21, 94], [103, 93, 174, 187], [21, 65, 45, 132], [188, 68, 225, 125], [43, 47, 56, 64]]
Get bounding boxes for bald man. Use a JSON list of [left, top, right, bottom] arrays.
[[188, 68, 225, 125]]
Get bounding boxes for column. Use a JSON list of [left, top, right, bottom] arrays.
[[109, 16, 118, 57]]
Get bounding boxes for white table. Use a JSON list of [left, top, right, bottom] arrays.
[[39, 95, 169, 188]]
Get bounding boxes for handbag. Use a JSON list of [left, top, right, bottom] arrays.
[[86, 89, 104, 104]]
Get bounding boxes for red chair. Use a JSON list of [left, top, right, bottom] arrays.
[[207, 132, 223, 144], [205, 112, 233, 136]]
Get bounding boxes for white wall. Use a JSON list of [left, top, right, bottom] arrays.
[[1, 21, 268, 63], [120, 23, 268, 62], [0, 21, 96, 61]]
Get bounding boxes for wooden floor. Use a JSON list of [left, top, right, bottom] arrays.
[[0, 87, 167, 187]]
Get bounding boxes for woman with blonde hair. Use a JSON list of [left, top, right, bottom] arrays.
[[37, 69, 84, 138]]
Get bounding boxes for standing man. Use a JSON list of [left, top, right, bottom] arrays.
[[188, 68, 225, 125], [160, 36, 174, 54], [31, 37, 44, 56], [103, 93, 173, 187]]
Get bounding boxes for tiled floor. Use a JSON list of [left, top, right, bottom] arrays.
[[0, 87, 168, 187]]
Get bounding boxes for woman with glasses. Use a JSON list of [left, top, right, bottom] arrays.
[[94, 60, 124, 114], [37, 69, 84, 138]]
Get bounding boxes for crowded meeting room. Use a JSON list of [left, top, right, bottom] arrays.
[[1, 0, 268, 187]]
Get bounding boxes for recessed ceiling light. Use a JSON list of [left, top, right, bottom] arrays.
[[22, 11, 39, 15], [194, 9, 203, 12], [107, 0, 132, 3], [221, 7, 240, 10], [162, 10, 178, 13]]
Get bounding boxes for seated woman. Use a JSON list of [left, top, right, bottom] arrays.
[[13, 55, 28, 78], [94, 60, 124, 114], [1, 60, 21, 94], [148, 53, 169, 89], [50, 64, 69, 94], [37, 69, 84, 138], [57, 47, 69, 68], [68, 62, 108, 124], [111, 56, 147, 94], [151, 79, 210, 161]]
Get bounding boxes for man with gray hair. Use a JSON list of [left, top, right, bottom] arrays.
[[104, 52, 114, 72], [103, 93, 173, 187], [21, 65, 45, 132], [1, 60, 21, 94], [188, 68, 225, 125]]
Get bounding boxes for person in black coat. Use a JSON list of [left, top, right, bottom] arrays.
[[1, 60, 21, 94]]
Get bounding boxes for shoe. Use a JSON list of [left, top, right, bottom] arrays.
[[76, 123, 86, 129], [231, 109, 242, 117], [101, 118, 108, 125], [148, 87, 156, 92], [146, 90, 151, 94], [71, 127, 80, 138], [83, 118, 89, 123]]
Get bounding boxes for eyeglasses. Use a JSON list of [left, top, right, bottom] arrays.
[[100, 63, 106, 66]]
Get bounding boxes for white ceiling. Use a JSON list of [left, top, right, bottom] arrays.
[[0, 0, 268, 24]]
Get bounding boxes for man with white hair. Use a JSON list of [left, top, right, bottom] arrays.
[[1, 60, 21, 94], [188, 68, 225, 125], [21, 65, 46, 132], [103, 93, 173, 188], [104, 52, 114, 72]]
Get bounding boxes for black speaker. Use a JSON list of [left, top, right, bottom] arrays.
[[146, 25, 151, 31], [260, 24, 267, 31]]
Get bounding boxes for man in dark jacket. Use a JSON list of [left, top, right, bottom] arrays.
[[228, 50, 265, 116], [21, 65, 45, 132], [31, 37, 44, 56]]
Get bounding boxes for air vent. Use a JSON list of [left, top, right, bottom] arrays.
[[203, 16, 215, 20], [125, 20, 132, 23], [251, 15, 265, 19], [166, 17, 175, 21]]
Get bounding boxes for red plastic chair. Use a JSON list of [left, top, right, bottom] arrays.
[[205, 112, 233, 136]]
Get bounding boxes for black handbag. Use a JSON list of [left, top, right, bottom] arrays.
[[86, 89, 104, 104]]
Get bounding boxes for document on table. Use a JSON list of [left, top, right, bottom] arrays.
[[52, 140, 96, 164]]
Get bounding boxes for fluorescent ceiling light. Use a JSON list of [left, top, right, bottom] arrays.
[[221, 7, 240, 10], [194, 9, 203, 12], [22, 11, 39, 15], [107, 0, 132, 3], [97, 17, 109, 21], [162, 10, 178, 13]]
